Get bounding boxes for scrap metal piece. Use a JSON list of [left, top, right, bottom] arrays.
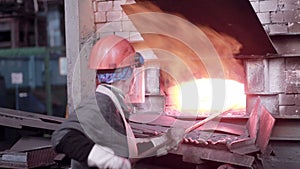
[[228, 98, 261, 154], [228, 138, 259, 155], [0, 137, 57, 169], [246, 97, 261, 140], [256, 106, 275, 154], [9, 137, 52, 152], [185, 130, 242, 146], [229, 98, 275, 154], [1, 152, 27, 163], [1, 152, 57, 169], [0, 108, 64, 131], [177, 144, 255, 168]]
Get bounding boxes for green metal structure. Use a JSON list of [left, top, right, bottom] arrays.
[[0, 46, 65, 116]]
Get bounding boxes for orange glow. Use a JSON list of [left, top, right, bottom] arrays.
[[122, 2, 246, 116], [167, 78, 246, 115]]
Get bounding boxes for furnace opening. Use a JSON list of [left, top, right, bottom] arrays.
[[122, 2, 247, 117], [159, 26, 246, 117], [135, 26, 247, 117]]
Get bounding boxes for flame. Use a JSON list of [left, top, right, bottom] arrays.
[[167, 78, 246, 115], [122, 2, 246, 115]]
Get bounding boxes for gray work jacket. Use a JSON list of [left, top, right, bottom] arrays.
[[52, 87, 130, 169]]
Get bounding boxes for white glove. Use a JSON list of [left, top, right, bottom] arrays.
[[151, 135, 169, 156], [151, 127, 185, 156], [87, 144, 131, 169], [166, 127, 186, 147]]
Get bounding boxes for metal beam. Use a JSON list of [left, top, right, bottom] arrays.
[[271, 117, 300, 141], [44, 48, 52, 115], [270, 34, 300, 56], [0, 47, 47, 57], [0, 46, 65, 58]]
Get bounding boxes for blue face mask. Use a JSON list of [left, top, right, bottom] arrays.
[[97, 66, 133, 84]]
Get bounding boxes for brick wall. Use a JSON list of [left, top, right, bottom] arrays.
[[92, 0, 142, 41], [247, 0, 300, 116], [245, 57, 300, 116], [250, 0, 300, 34]]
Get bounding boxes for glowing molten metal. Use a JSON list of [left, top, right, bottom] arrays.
[[167, 78, 246, 115]]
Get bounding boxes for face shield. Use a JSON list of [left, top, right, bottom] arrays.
[[97, 52, 145, 104]]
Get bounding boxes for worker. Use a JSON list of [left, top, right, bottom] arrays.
[[51, 35, 185, 169]]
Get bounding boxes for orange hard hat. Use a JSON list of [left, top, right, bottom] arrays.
[[89, 35, 136, 70]]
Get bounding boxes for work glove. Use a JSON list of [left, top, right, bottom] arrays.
[[151, 127, 185, 156], [87, 144, 131, 169]]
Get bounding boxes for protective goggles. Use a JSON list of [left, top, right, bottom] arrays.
[[97, 66, 133, 84], [96, 52, 144, 84]]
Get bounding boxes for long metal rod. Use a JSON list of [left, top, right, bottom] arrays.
[[131, 111, 223, 163], [184, 111, 223, 133]]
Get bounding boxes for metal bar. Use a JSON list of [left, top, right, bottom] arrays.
[[185, 111, 224, 133], [178, 144, 255, 168], [0, 108, 64, 130], [44, 48, 52, 116]]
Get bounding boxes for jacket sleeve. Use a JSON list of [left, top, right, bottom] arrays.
[[51, 92, 126, 163], [54, 129, 94, 163], [51, 113, 94, 163]]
